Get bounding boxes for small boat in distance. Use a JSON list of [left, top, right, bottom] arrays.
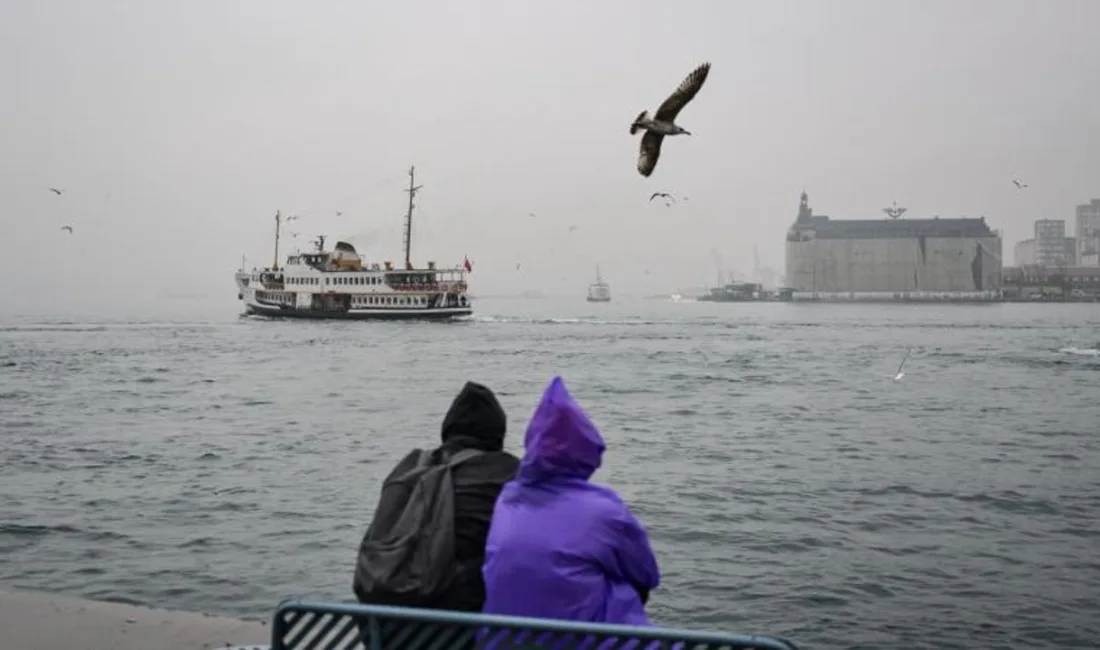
[[235, 167, 472, 320], [587, 265, 611, 302]]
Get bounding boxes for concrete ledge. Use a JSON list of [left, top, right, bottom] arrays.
[[0, 588, 269, 650]]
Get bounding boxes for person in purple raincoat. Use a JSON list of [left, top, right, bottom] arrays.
[[481, 376, 661, 624]]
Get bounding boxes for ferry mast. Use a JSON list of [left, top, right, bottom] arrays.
[[403, 166, 423, 270]]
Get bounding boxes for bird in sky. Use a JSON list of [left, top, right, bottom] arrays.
[[650, 192, 675, 202], [631, 62, 711, 177], [48, 188, 64, 195], [60, 225, 73, 234], [1012, 179, 1028, 189]]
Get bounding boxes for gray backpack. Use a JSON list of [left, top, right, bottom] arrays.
[[353, 447, 483, 605]]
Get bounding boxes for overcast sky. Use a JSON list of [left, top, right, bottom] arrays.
[[2, 0, 1098, 313]]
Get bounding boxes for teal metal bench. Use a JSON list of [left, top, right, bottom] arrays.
[[269, 599, 799, 650]]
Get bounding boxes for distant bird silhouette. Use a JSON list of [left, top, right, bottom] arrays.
[[48, 188, 64, 196], [528, 212, 537, 218], [335, 210, 343, 217], [1012, 179, 1028, 189], [568, 225, 578, 232], [631, 62, 711, 177], [650, 192, 675, 202], [60, 225, 73, 234]]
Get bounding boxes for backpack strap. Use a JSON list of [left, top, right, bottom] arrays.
[[445, 448, 484, 467]]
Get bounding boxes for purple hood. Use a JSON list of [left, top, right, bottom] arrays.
[[482, 376, 660, 631], [517, 376, 606, 484]]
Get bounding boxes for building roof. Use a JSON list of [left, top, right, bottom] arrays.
[[792, 215, 996, 240]]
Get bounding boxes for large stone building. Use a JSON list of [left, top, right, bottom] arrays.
[[784, 192, 1003, 301]]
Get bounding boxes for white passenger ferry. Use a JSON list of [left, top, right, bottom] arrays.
[[235, 167, 472, 320]]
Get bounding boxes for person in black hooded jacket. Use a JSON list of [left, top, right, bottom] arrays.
[[353, 381, 520, 612]]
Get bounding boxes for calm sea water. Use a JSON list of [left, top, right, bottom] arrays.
[[2, 299, 1099, 649]]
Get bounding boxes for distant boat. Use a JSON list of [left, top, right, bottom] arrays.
[[587, 265, 611, 302]]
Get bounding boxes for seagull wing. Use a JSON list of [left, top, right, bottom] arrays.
[[895, 348, 911, 376], [654, 62, 711, 122], [637, 131, 665, 177], [649, 192, 661, 201]]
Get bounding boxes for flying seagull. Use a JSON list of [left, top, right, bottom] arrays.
[[1012, 179, 1028, 189], [893, 348, 912, 382], [631, 62, 711, 177], [48, 188, 64, 195], [60, 225, 73, 234], [650, 192, 675, 202]]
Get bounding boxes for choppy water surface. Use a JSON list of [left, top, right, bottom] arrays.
[[2, 299, 1099, 649]]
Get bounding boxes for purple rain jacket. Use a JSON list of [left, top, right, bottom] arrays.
[[481, 376, 661, 625]]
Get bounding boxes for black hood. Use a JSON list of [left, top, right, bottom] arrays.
[[440, 381, 506, 452]]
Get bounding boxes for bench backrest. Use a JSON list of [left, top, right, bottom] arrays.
[[271, 599, 799, 650]]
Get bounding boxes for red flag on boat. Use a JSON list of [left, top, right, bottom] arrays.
[[463, 256, 473, 273]]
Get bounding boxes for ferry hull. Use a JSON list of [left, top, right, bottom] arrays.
[[244, 303, 472, 321]]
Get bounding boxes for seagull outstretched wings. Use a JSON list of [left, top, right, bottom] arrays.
[[1012, 179, 1028, 189], [60, 225, 73, 234], [649, 192, 675, 202], [636, 63, 711, 177], [48, 188, 63, 195]]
